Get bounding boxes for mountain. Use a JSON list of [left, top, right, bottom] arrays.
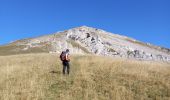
[[0, 26, 170, 62]]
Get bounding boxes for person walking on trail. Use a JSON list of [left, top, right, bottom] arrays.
[[60, 49, 70, 75]]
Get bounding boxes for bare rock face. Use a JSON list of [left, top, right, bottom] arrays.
[[7, 26, 170, 62]]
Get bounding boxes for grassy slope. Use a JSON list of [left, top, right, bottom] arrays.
[[0, 53, 170, 100], [0, 44, 49, 56]]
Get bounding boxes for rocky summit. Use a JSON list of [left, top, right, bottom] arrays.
[[1, 26, 170, 62]]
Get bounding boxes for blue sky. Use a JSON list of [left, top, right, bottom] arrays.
[[0, 0, 170, 48]]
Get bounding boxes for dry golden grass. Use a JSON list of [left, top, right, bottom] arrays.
[[0, 53, 170, 100]]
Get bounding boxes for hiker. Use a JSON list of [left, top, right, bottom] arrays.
[[60, 49, 70, 75]]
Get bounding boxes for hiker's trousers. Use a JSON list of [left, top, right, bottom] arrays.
[[62, 61, 70, 74]]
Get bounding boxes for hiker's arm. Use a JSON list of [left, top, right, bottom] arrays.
[[66, 54, 70, 61]]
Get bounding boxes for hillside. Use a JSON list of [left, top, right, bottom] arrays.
[[0, 53, 170, 100], [0, 26, 170, 62]]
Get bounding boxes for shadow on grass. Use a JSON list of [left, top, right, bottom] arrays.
[[49, 70, 61, 74]]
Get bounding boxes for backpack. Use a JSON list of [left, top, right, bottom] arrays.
[[60, 51, 66, 61]]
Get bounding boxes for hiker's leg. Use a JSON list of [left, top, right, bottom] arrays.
[[62, 62, 66, 74], [62, 66, 65, 74], [67, 62, 70, 74]]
